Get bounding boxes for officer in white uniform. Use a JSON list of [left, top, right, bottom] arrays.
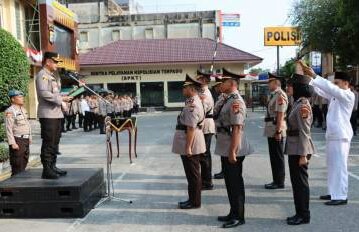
[[299, 61, 355, 206]]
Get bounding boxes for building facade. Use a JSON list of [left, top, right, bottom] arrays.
[[79, 38, 262, 108], [66, 0, 220, 54]]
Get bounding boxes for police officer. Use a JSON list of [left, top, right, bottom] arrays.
[[264, 73, 288, 189], [4, 90, 31, 176], [213, 75, 227, 180], [196, 70, 216, 190], [172, 74, 206, 209], [284, 73, 315, 225], [98, 93, 107, 134], [36, 51, 72, 179], [215, 68, 251, 228]]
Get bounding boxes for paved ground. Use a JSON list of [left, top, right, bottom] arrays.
[[1, 111, 359, 232]]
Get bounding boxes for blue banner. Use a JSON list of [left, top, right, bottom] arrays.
[[222, 22, 240, 27]]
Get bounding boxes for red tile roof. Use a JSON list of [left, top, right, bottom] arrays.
[[80, 38, 262, 67]]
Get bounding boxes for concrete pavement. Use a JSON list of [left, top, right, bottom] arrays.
[[0, 111, 358, 232]]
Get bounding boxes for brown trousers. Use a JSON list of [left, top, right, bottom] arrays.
[[9, 137, 30, 176], [181, 154, 202, 207]]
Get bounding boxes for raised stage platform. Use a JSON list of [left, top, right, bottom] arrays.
[[0, 168, 105, 218]]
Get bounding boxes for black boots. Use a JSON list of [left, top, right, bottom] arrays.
[[42, 164, 59, 179]]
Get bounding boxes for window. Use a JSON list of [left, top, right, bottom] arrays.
[[15, 1, 22, 40], [168, 82, 185, 103], [145, 28, 154, 39], [112, 30, 120, 41], [80, 31, 88, 42]]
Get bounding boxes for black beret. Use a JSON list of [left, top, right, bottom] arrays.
[[289, 73, 312, 85], [197, 69, 212, 79], [222, 68, 246, 81]]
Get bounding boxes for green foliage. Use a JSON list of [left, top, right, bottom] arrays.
[[0, 144, 9, 162], [280, 59, 296, 77], [291, 0, 359, 67], [249, 67, 270, 76], [0, 113, 5, 143], [0, 28, 30, 110]]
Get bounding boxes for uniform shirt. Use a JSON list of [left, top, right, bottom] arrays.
[[5, 105, 32, 145], [310, 75, 355, 141], [98, 98, 107, 116], [80, 99, 90, 115], [284, 98, 316, 156], [172, 94, 206, 155], [199, 86, 216, 134], [214, 90, 250, 157], [69, 98, 79, 115], [264, 87, 288, 137], [106, 100, 114, 114], [35, 68, 63, 118], [114, 99, 121, 113]]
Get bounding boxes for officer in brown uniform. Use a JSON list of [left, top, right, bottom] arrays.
[[264, 73, 288, 189], [196, 70, 216, 190], [172, 74, 206, 209], [213, 75, 227, 179], [215, 68, 251, 228], [5, 90, 31, 176], [36, 52, 72, 179], [285, 73, 315, 225]]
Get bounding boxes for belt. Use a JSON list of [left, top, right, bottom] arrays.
[[15, 135, 30, 139], [176, 125, 203, 131], [205, 114, 213, 119], [217, 126, 231, 135], [264, 117, 275, 122], [287, 130, 299, 136]]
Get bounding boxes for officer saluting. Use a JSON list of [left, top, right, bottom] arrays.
[[172, 74, 206, 209], [215, 68, 251, 228], [5, 90, 31, 176], [196, 70, 216, 190], [264, 73, 288, 189], [284, 73, 315, 225], [36, 52, 72, 179]]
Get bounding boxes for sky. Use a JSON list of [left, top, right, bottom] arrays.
[[136, 0, 298, 72]]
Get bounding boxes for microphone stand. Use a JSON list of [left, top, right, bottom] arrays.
[[95, 117, 133, 207]]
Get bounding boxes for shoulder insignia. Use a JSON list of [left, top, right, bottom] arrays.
[[300, 104, 311, 119], [231, 100, 242, 114], [5, 112, 13, 118], [277, 94, 287, 105]]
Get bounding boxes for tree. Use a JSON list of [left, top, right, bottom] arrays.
[[0, 29, 30, 108], [249, 67, 270, 75], [280, 59, 296, 77], [291, 0, 359, 67], [0, 28, 30, 142]]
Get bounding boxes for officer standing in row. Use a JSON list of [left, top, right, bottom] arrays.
[[284, 73, 315, 225], [36, 52, 72, 179], [4, 90, 32, 176], [98, 93, 107, 134], [264, 73, 288, 189], [172, 74, 206, 209], [215, 68, 251, 228], [213, 75, 227, 179], [196, 70, 216, 190]]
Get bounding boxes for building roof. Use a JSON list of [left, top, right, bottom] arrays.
[[79, 38, 262, 67]]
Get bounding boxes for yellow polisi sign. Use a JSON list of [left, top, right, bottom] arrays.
[[264, 27, 301, 46]]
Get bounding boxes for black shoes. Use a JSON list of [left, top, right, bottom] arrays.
[[222, 219, 245, 228], [52, 166, 67, 176], [178, 200, 200, 209], [325, 199, 348, 206], [214, 171, 224, 179], [287, 215, 310, 225], [319, 195, 331, 200], [42, 166, 59, 179], [264, 182, 284, 189], [218, 214, 233, 222], [202, 184, 214, 191]]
